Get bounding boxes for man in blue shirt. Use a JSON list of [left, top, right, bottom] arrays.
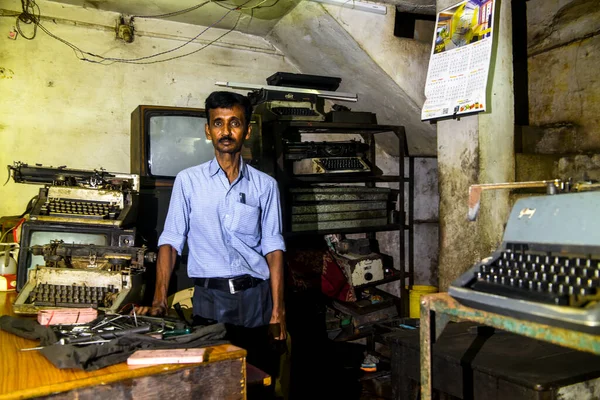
[[137, 91, 286, 377]]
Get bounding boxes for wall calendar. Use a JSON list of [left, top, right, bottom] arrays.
[[421, 0, 495, 121]]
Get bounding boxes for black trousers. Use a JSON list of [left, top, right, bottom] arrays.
[[192, 280, 282, 384]]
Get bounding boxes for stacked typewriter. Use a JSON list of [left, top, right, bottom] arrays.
[[10, 162, 139, 227], [8, 162, 152, 315], [290, 185, 396, 232], [450, 185, 600, 334], [13, 242, 154, 314]]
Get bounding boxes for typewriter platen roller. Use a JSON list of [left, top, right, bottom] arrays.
[[13, 242, 156, 315]]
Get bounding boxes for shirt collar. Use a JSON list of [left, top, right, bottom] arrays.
[[208, 156, 249, 181]]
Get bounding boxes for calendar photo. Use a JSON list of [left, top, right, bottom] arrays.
[[421, 0, 495, 121]]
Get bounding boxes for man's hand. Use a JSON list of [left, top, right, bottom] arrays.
[[269, 308, 287, 341], [266, 250, 286, 341], [135, 303, 167, 316], [135, 245, 177, 317]]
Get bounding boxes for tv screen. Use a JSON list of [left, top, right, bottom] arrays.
[[148, 114, 212, 177], [16, 222, 135, 290]]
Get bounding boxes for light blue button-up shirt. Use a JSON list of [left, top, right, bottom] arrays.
[[157, 157, 286, 280]]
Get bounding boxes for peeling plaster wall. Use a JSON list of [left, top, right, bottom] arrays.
[[0, 0, 295, 217], [526, 0, 600, 154], [437, 0, 514, 291], [267, 0, 437, 156], [325, 4, 432, 106]]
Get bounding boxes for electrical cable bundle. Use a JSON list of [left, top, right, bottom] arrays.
[[13, 0, 280, 65]]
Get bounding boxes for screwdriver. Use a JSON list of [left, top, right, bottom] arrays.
[[162, 328, 192, 339]]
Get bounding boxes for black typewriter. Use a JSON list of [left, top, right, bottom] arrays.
[[450, 189, 600, 334], [8, 162, 139, 227]]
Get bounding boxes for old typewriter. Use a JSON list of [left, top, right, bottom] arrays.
[[450, 179, 600, 334], [285, 140, 372, 175], [8, 162, 139, 228], [13, 241, 156, 315], [249, 89, 326, 122]]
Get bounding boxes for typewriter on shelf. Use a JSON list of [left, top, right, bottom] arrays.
[[284, 140, 372, 175], [13, 241, 156, 315], [249, 89, 326, 122], [449, 179, 600, 334], [8, 162, 139, 228]]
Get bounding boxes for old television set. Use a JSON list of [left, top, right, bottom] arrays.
[[130, 105, 270, 187], [16, 221, 135, 291]]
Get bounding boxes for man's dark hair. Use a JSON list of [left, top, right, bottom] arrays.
[[205, 91, 253, 127]]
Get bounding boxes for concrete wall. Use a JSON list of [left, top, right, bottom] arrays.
[[437, 0, 514, 291], [325, 4, 432, 107], [526, 0, 600, 155], [0, 0, 295, 217]]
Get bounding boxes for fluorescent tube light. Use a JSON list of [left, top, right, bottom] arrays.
[[308, 0, 387, 15], [215, 81, 359, 102]]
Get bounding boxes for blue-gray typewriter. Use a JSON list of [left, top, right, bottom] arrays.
[[449, 179, 600, 334]]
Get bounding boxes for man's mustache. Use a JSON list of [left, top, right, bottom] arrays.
[[219, 136, 235, 143]]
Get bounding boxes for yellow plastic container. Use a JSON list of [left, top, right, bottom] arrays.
[[409, 285, 438, 318]]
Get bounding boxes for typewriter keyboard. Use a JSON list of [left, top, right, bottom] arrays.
[[470, 250, 600, 307], [28, 283, 119, 308], [317, 157, 368, 171], [272, 107, 319, 116], [44, 199, 120, 218]]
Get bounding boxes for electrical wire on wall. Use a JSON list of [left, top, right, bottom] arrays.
[[12, 0, 281, 65]]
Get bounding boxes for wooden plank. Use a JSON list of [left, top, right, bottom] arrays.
[[247, 363, 271, 387], [0, 292, 247, 400]]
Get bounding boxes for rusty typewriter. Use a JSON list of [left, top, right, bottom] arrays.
[[13, 241, 156, 315], [8, 162, 139, 228]]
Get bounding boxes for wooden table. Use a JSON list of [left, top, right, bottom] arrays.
[[0, 291, 248, 400]]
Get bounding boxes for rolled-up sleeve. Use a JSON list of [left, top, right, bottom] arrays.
[[260, 180, 286, 255], [157, 173, 190, 255]]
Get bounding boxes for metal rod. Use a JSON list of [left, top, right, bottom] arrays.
[[468, 179, 562, 221], [420, 296, 433, 400], [409, 156, 414, 287], [21, 339, 111, 351], [215, 81, 358, 102]]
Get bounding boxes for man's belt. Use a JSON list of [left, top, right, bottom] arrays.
[[194, 275, 264, 294]]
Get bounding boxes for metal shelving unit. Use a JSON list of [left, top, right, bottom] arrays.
[[264, 120, 413, 316]]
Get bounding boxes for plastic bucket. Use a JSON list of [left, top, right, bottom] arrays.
[[409, 285, 438, 318]]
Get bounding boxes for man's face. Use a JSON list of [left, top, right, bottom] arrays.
[[205, 105, 251, 155]]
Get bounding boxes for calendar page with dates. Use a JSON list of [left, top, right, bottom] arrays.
[[421, 0, 495, 121]]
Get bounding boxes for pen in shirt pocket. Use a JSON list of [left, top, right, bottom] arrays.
[[239, 192, 246, 204]]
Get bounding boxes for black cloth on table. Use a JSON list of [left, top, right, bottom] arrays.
[[0, 315, 228, 371]]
